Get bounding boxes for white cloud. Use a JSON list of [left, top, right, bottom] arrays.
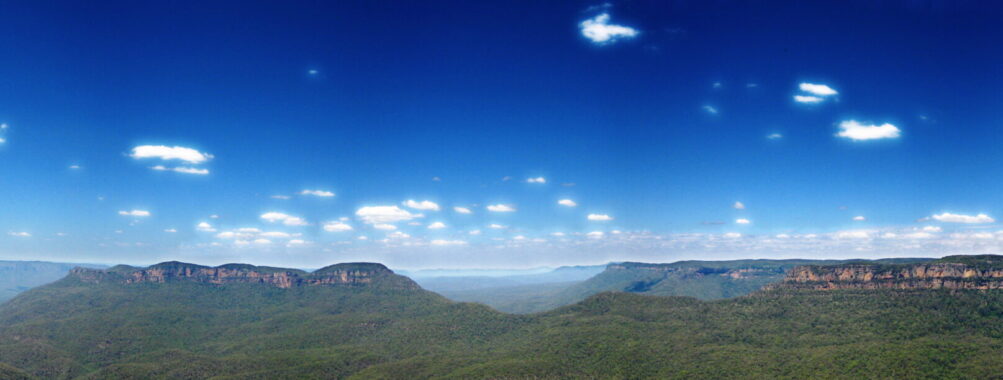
[[930, 212, 994, 224], [260, 212, 308, 226], [356, 206, 420, 224], [130, 145, 212, 164], [271, 195, 291, 200], [253, 238, 271, 245], [300, 189, 335, 197], [775, 234, 790, 239], [427, 222, 446, 229], [164, 228, 177, 233], [793, 95, 824, 104], [469, 229, 482, 235], [853, 216, 866, 221], [489, 224, 506, 229], [798, 83, 838, 96], [323, 222, 353, 232], [118, 210, 151, 217], [835, 230, 873, 239], [723, 232, 742, 238], [454, 206, 472, 214], [587, 231, 605, 239], [196, 222, 216, 232], [558, 199, 577, 207], [373, 223, 398, 231], [260, 231, 292, 238], [551, 232, 566, 237], [387, 231, 410, 239], [150, 165, 209, 175], [588, 214, 614, 221], [836, 120, 901, 141], [69, 165, 81, 170], [735, 218, 751, 225], [579, 13, 638, 44], [923, 226, 943, 233], [8, 232, 30, 237], [431, 239, 467, 246], [766, 133, 783, 140], [287, 239, 308, 246], [403, 200, 440, 211], [733, 201, 745, 210], [487, 204, 516, 212], [527, 177, 546, 184], [703, 105, 718, 114]]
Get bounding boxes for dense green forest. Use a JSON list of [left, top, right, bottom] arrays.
[[2, 258, 1003, 379]]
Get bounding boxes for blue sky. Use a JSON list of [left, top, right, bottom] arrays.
[[1, 1, 1003, 269]]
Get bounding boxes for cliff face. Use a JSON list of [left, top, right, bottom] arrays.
[[69, 261, 419, 290], [772, 256, 1003, 290]]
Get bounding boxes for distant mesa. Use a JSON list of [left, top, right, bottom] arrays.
[[769, 255, 1003, 291], [70, 261, 419, 290]]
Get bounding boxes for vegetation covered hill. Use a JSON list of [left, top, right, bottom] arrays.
[[3, 257, 1003, 379]]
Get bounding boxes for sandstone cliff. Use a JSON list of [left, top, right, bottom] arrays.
[[769, 255, 1003, 290], [69, 261, 419, 290]]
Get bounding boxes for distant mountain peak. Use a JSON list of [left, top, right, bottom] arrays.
[[69, 261, 416, 290]]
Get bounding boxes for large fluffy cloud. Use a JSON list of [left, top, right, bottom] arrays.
[[836, 120, 901, 141], [579, 13, 638, 44], [798, 83, 838, 96], [356, 206, 421, 224], [403, 200, 440, 211], [130, 145, 212, 163], [487, 204, 516, 212], [930, 212, 995, 224]]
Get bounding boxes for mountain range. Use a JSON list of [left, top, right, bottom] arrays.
[[2, 255, 1003, 378]]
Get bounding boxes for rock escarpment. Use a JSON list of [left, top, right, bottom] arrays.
[[609, 262, 784, 279], [69, 261, 419, 290], [770, 255, 1003, 290]]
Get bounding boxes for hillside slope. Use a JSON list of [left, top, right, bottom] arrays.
[[0, 261, 107, 302]]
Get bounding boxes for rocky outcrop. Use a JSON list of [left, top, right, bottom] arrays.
[[770, 255, 1003, 290], [609, 262, 783, 279], [69, 261, 419, 290]]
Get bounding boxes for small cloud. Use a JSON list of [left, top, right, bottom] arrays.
[[403, 200, 440, 211], [501, 176, 512, 181], [287, 239, 309, 247], [196, 222, 216, 232], [835, 230, 873, 239], [431, 239, 467, 246], [260, 212, 308, 226], [923, 226, 942, 233], [487, 204, 516, 212], [527, 177, 547, 184], [798, 83, 838, 96], [356, 206, 421, 224], [151, 165, 209, 175], [712, 82, 722, 89], [735, 218, 750, 225], [271, 195, 291, 200], [118, 210, 151, 217], [766, 133, 783, 140], [588, 213, 614, 221], [587, 231, 605, 239], [469, 229, 482, 235], [69, 165, 82, 170], [253, 238, 271, 245], [300, 189, 335, 197], [837, 120, 901, 141], [489, 223, 506, 229], [453, 206, 472, 214], [579, 13, 639, 44], [551, 232, 566, 237], [853, 216, 866, 221], [733, 201, 745, 210], [373, 223, 397, 231], [793, 95, 824, 104], [130, 145, 212, 164], [8, 231, 31, 237], [323, 221, 353, 232], [930, 212, 994, 224], [723, 232, 742, 238], [703, 105, 718, 114], [558, 199, 577, 207], [432, 176, 441, 182], [427, 222, 446, 229], [164, 228, 177, 233]]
